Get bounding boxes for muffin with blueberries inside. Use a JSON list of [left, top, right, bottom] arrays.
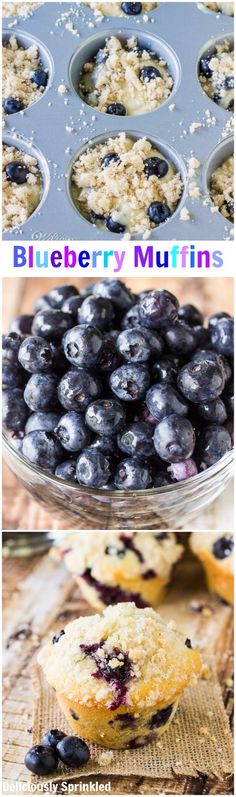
[[52, 531, 184, 610], [38, 601, 203, 749], [190, 532, 234, 605]]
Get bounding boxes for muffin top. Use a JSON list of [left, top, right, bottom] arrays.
[[38, 602, 202, 710], [54, 531, 183, 583], [191, 532, 234, 573]]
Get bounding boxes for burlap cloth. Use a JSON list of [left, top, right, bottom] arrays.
[[30, 559, 233, 784]]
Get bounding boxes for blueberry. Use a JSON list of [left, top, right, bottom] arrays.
[[224, 75, 234, 90], [106, 103, 126, 115], [139, 290, 178, 329], [93, 279, 134, 311], [167, 459, 198, 481], [199, 57, 212, 78], [144, 157, 168, 178], [110, 364, 150, 401], [34, 294, 53, 312], [58, 369, 101, 411], [121, 2, 142, 13], [228, 98, 234, 111], [42, 729, 66, 748], [47, 284, 78, 309], [5, 161, 29, 184], [55, 412, 91, 452], [147, 202, 171, 224], [52, 629, 65, 644], [25, 412, 61, 434], [76, 447, 111, 488], [212, 535, 233, 560], [90, 210, 106, 223], [56, 736, 90, 767], [31, 68, 48, 87], [24, 745, 58, 776], [91, 435, 118, 456], [101, 152, 121, 168], [18, 336, 55, 373], [22, 430, 63, 471], [177, 358, 225, 402], [78, 296, 114, 331], [197, 398, 227, 424], [62, 296, 84, 317], [152, 355, 180, 384], [149, 704, 173, 729], [198, 424, 231, 466], [210, 317, 234, 357], [154, 414, 196, 463], [10, 315, 34, 335], [208, 313, 231, 329], [2, 332, 22, 365], [178, 304, 203, 327], [32, 310, 72, 341], [86, 399, 126, 435], [193, 326, 210, 349], [63, 325, 103, 368], [98, 336, 121, 373], [224, 381, 234, 416], [95, 48, 108, 66], [140, 66, 161, 81], [2, 362, 24, 389], [3, 97, 25, 114], [117, 421, 155, 459], [115, 458, 152, 490], [164, 321, 197, 354], [55, 459, 77, 482], [121, 305, 141, 329], [24, 373, 58, 412], [106, 217, 126, 234], [146, 384, 188, 421], [116, 328, 151, 363], [2, 388, 28, 431]]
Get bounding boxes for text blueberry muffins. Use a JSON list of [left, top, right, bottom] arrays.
[[190, 532, 234, 605]]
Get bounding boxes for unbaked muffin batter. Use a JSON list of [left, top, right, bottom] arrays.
[[2, 34, 48, 115], [2, 2, 41, 16], [71, 133, 183, 236], [202, 2, 234, 15], [85, 2, 158, 17], [199, 40, 234, 112], [2, 144, 42, 230], [80, 36, 173, 115], [210, 154, 234, 222]]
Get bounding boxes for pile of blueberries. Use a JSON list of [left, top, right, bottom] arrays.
[[25, 729, 90, 776], [2, 280, 234, 491]]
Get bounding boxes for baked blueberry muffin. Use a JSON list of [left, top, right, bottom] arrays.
[[190, 532, 234, 605], [38, 602, 203, 749], [53, 531, 184, 610]]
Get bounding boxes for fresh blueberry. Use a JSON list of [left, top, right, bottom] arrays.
[[90, 435, 118, 456], [210, 317, 234, 357], [117, 421, 155, 459], [42, 729, 66, 748], [106, 217, 126, 234], [208, 312, 231, 329], [76, 447, 111, 488], [31, 68, 48, 87], [116, 328, 151, 363], [154, 414, 196, 463], [224, 75, 234, 90], [115, 458, 152, 490], [197, 398, 227, 424], [63, 325, 103, 368], [52, 629, 65, 644], [25, 411, 61, 434], [78, 296, 114, 331], [139, 290, 178, 329], [3, 97, 25, 114], [224, 381, 234, 416], [10, 315, 34, 335], [110, 364, 150, 401], [144, 157, 168, 178], [121, 2, 142, 13], [24, 745, 58, 776], [2, 332, 22, 365], [5, 161, 29, 184], [58, 369, 102, 411], [24, 373, 58, 412], [56, 736, 90, 767], [167, 459, 198, 481], [55, 412, 91, 452], [164, 321, 197, 354], [95, 47, 108, 66], [2, 388, 28, 431], [86, 399, 126, 435], [178, 304, 203, 327], [193, 326, 210, 349], [148, 201, 171, 224], [34, 294, 52, 312], [18, 336, 55, 373], [212, 535, 233, 559], [177, 358, 225, 402], [32, 310, 72, 341], [2, 362, 24, 389], [93, 280, 134, 311], [121, 305, 141, 330], [22, 430, 63, 471], [198, 424, 231, 466], [199, 57, 212, 77], [47, 284, 78, 309], [152, 355, 180, 384], [55, 459, 77, 482], [98, 336, 121, 373], [62, 295, 84, 317], [106, 103, 126, 115], [140, 65, 161, 81], [146, 384, 188, 421], [101, 152, 121, 168]]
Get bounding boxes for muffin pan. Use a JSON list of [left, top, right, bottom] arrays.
[[2, 1, 234, 240]]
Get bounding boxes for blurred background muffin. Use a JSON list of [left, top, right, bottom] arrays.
[[190, 532, 234, 605]]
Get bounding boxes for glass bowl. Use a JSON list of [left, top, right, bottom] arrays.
[[3, 431, 234, 530]]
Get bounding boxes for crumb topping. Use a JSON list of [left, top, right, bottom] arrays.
[[2, 35, 48, 112], [199, 40, 234, 112]]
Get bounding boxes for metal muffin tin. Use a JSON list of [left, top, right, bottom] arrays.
[[2, 1, 234, 240]]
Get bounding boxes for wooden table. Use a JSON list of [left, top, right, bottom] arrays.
[[2, 540, 234, 795], [3, 276, 234, 531]]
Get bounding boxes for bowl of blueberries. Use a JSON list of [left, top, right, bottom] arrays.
[[2, 280, 234, 529]]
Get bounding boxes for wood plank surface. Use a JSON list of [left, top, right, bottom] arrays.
[[2, 539, 234, 795], [2, 277, 234, 532]]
